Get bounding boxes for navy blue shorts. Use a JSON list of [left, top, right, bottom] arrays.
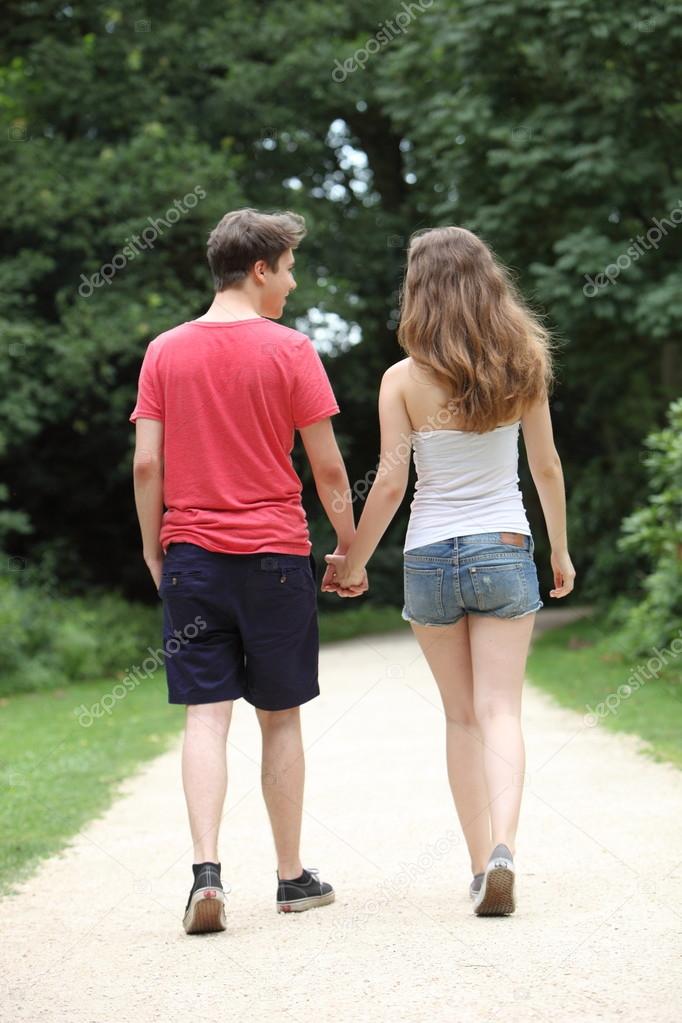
[[157, 543, 320, 710]]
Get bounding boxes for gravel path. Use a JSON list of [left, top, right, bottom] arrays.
[[2, 609, 681, 1022]]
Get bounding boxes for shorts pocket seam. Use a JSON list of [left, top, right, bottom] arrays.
[[248, 567, 313, 590], [160, 570, 206, 594]]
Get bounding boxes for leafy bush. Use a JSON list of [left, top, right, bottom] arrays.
[[0, 565, 161, 697], [607, 398, 682, 656]]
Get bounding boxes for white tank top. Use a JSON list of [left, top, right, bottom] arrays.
[[403, 420, 531, 553]]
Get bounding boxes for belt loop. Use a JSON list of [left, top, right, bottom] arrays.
[[309, 551, 317, 583]]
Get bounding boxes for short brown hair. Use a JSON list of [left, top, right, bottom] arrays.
[[206, 207, 306, 291]]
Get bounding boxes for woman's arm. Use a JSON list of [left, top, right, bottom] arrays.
[[521, 396, 576, 598], [324, 366, 412, 591]]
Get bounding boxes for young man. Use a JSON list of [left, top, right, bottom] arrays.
[[129, 207, 367, 934]]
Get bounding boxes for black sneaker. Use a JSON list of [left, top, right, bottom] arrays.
[[276, 866, 335, 914], [473, 843, 516, 916], [183, 861, 228, 934]]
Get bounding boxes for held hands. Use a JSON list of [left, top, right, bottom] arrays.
[[322, 552, 369, 598], [149, 546, 367, 599]]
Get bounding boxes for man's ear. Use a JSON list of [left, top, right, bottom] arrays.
[[252, 259, 268, 284]]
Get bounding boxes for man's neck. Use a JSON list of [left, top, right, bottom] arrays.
[[198, 292, 262, 322]]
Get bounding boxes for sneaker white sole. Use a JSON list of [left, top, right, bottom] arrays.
[[474, 864, 516, 916], [183, 887, 227, 934], [277, 891, 335, 913]]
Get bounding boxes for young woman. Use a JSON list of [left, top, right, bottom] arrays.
[[324, 226, 575, 916]]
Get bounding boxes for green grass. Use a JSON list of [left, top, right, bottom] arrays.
[[526, 615, 682, 769], [0, 672, 184, 897]]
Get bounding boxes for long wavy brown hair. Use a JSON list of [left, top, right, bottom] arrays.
[[397, 226, 554, 433]]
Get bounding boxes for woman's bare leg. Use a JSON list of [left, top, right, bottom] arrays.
[[468, 613, 536, 854], [410, 617, 492, 875]]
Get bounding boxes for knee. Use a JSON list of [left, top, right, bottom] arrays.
[[257, 706, 300, 732], [473, 698, 518, 725], [444, 703, 478, 729], [186, 700, 232, 737]]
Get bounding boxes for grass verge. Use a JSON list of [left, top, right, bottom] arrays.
[[526, 615, 682, 770], [0, 673, 182, 896]]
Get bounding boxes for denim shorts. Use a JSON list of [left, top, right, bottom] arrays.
[[157, 543, 320, 710], [402, 531, 543, 627]]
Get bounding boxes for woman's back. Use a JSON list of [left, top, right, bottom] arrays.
[[397, 359, 531, 552], [399, 357, 519, 434]]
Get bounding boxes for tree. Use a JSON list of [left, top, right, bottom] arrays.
[[1, 0, 679, 605]]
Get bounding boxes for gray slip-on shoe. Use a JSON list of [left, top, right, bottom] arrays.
[[473, 844, 516, 916]]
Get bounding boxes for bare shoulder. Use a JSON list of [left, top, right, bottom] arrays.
[[382, 358, 411, 387], [384, 357, 411, 375]]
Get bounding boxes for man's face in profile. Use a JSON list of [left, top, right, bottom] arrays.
[[259, 247, 297, 319]]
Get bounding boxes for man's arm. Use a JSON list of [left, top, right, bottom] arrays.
[[298, 417, 368, 594], [132, 417, 165, 590], [298, 417, 357, 550]]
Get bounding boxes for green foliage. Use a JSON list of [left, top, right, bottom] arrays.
[[0, 561, 160, 697], [0, 0, 679, 612], [607, 398, 682, 655]]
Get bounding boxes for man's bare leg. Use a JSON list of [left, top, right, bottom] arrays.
[[181, 700, 233, 863], [256, 706, 305, 879]]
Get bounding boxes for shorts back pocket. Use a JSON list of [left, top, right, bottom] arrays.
[[404, 565, 446, 622], [469, 562, 527, 617]]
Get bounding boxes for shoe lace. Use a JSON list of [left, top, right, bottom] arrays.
[[276, 866, 321, 890]]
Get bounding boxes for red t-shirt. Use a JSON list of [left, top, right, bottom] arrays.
[[129, 318, 340, 555]]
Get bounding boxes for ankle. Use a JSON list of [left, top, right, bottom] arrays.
[[278, 863, 304, 881], [491, 840, 515, 857]]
